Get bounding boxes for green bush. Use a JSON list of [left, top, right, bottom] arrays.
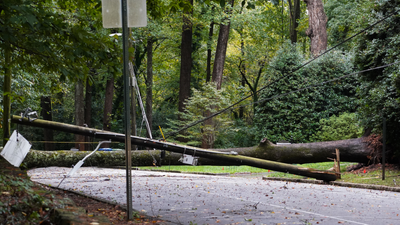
[[166, 82, 232, 147], [214, 119, 258, 148], [254, 42, 357, 143], [311, 112, 363, 142], [354, 0, 400, 153]]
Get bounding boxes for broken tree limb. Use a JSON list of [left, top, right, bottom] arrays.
[[214, 138, 370, 164], [12, 115, 337, 181]]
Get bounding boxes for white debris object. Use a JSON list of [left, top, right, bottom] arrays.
[[0, 130, 32, 167]]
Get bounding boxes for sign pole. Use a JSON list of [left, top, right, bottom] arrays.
[[121, 0, 133, 220]]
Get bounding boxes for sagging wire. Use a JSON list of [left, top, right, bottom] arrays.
[[230, 61, 400, 112]]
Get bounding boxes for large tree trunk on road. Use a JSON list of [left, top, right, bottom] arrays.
[[12, 116, 339, 181], [215, 138, 370, 164]]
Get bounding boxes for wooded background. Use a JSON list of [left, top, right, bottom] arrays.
[[1, 0, 399, 163]]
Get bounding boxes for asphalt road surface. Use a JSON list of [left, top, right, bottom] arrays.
[[28, 167, 400, 225]]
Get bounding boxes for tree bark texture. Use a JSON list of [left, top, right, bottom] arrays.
[[12, 116, 338, 181], [239, 33, 246, 118], [215, 138, 370, 164], [146, 38, 153, 138], [206, 21, 214, 83], [2, 43, 12, 146], [178, 0, 193, 115], [211, 16, 232, 89], [85, 77, 92, 150], [103, 75, 114, 149], [103, 76, 114, 132], [289, 0, 301, 43], [40, 96, 54, 151], [74, 80, 85, 151], [303, 0, 327, 56]]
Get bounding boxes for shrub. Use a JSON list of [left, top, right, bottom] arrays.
[[311, 112, 363, 142], [254, 41, 357, 143]]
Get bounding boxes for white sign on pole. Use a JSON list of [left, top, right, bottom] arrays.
[[102, 0, 147, 28], [0, 130, 32, 167]]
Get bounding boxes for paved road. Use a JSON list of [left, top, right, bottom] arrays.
[[28, 167, 400, 225]]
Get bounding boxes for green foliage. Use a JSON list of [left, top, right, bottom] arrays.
[[254, 42, 357, 143], [311, 113, 363, 142], [325, 0, 374, 51], [0, 174, 54, 224], [167, 83, 232, 147], [354, 0, 400, 152], [214, 119, 258, 148]]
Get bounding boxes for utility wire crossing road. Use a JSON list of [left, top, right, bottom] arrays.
[[29, 167, 400, 225]]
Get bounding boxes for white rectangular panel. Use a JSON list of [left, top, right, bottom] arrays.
[[102, 0, 147, 28]]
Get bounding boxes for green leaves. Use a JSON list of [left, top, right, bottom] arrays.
[[311, 113, 363, 142], [254, 42, 357, 143]]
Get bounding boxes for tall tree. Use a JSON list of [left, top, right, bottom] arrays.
[[146, 38, 154, 138], [206, 21, 214, 83], [212, 0, 234, 89], [103, 75, 114, 132], [0, 0, 119, 145], [40, 96, 54, 151], [2, 42, 11, 146], [202, 0, 235, 148], [288, 0, 301, 43], [178, 0, 194, 116], [303, 0, 327, 56], [84, 75, 93, 150], [74, 80, 85, 150]]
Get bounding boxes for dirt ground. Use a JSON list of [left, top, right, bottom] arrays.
[[45, 185, 166, 224]]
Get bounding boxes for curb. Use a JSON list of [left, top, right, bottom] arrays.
[[262, 177, 400, 192]]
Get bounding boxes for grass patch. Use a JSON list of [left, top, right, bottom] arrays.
[[263, 162, 357, 179], [139, 162, 355, 175], [340, 169, 400, 187], [138, 165, 271, 174]]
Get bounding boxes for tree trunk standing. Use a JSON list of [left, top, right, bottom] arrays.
[[40, 96, 54, 151], [206, 21, 214, 82], [211, 18, 232, 89], [146, 38, 153, 138], [74, 80, 85, 151], [303, 0, 327, 56], [239, 32, 246, 119], [84, 77, 92, 150], [2, 43, 12, 146], [178, 0, 193, 116], [103, 75, 114, 149], [202, 0, 234, 149], [288, 0, 301, 43], [177, 0, 194, 143]]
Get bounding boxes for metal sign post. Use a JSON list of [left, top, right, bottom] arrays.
[[101, 0, 147, 220], [121, 0, 133, 219]]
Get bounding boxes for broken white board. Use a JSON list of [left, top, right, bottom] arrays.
[[0, 130, 32, 167]]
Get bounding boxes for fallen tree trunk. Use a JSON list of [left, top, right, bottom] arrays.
[[12, 116, 337, 181], [22, 150, 228, 169], [215, 138, 370, 164]]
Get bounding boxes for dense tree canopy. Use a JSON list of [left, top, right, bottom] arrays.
[[1, 0, 399, 161]]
